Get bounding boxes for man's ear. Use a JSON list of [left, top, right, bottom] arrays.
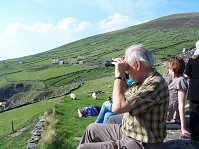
[[134, 61, 141, 70]]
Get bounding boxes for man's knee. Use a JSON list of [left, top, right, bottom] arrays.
[[86, 123, 97, 132], [102, 101, 109, 107]]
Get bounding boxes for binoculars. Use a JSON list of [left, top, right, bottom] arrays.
[[104, 61, 115, 67]]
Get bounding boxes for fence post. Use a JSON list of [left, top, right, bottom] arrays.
[[11, 120, 14, 133]]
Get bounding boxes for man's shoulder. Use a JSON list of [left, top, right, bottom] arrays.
[[149, 71, 167, 85]]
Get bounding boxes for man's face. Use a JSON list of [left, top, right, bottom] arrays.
[[124, 54, 138, 83]]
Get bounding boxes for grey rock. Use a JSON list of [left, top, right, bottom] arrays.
[[166, 124, 181, 130], [27, 142, 36, 149], [163, 125, 196, 149], [163, 139, 195, 149]]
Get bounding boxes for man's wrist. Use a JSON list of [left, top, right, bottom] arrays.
[[115, 77, 126, 81]]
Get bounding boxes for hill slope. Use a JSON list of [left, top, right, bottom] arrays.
[[0, 12, 199, 110], [139, 12, 199, 29], [1, 12, 199, 149]]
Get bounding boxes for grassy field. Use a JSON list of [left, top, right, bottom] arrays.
[[0, 76, 114, 149], [0, 97, 61, 149], [1, 12, 199, 148], [37, 76, 114, 149], [5, 65, 94, 81]]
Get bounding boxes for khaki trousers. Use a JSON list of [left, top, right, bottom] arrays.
[[77, 123, 163, 149]]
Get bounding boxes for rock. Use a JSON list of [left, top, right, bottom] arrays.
[[35, 121, 44, 129], [166, 123, 181, 131], [27, 114, 46, 148], [163, 123, 197, 149], [27, 142, 36, 149], [31, 129, 42, 136], [163, 139, 195, 149]]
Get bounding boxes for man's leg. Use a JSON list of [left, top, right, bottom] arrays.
[[77, 123, 144, 149], [78, 123, 122, 149], [78, 141, 117, 149], [79, 123, 121, 144]]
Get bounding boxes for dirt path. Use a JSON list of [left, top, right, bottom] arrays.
[[9, 125, 32, 138]]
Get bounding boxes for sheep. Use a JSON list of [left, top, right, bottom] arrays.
[[182, 48, 186, 53], [185, 103, 189, 109], [92, 92, 97, 100], [70, 93, 76, 100]]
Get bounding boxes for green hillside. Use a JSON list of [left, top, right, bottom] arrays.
[[0, 12, 199, 148]]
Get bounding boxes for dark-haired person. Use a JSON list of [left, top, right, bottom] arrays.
[[77, 45, 169, 149], [166, 56, 191, 139], [185, 40, 199, 140], [78, 106, 101, 117]]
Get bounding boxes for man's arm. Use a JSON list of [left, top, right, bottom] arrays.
[[112, 78, 131, 114], [112, 78, 166, 115]]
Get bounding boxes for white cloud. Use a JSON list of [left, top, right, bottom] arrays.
[[1, 14, 142, 60], [4, 22, 54, 36], [0, 17, 91, 60], [98, 13, 142, 32], [4, 17, 90, 38]]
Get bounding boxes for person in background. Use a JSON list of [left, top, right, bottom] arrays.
[[77, 44, 169, 149], [94, 97, 115, 123], [166, 56, 191, 139], [107, 113, 124, 124], [77, 106, 101, 117], [185, 40, 199, 140], [95, 78, 133, 124]]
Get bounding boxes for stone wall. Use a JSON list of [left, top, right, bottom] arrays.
[[27, 112, 47, 149]]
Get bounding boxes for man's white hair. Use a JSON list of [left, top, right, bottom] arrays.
[[125, 44, 154, 67]]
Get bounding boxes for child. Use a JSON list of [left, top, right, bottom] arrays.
[[166, 56, 191, 139]]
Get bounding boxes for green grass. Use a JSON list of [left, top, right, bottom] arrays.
[[37, 76, 114, 149], [0, 97, 62, 149], [1, 12, 199, 149], [48, 95, 108, 148], [0, 125, 34, 149], [38, 67, 196, 149], [6, 65, 95, 81], [0, 98, 61, 136], [33, 81, 45, 90], [0, 76, 9, 88]]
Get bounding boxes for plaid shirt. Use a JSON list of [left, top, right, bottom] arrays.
[[122, 69, 169, 143]]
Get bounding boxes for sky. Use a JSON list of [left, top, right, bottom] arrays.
[[0, 0, 199, 61]]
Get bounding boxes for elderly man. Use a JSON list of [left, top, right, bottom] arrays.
[[77, 45, 169, 149]]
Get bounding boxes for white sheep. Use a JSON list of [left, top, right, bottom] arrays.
[[92, 92, 97, 100], [70, 93, 76, 100], [182, 48, 186, 53], [185, 103, 189, 109]]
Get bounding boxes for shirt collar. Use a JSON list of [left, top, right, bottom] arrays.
[[135, 68, 157, 85]]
